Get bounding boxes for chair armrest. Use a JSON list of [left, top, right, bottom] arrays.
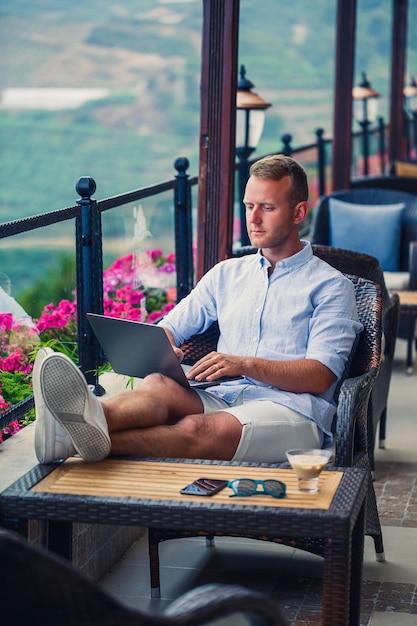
[[409, 241, 417, 290], [382, 291, 400, 357], [0, 529, 285, 626], [333, 369, 377, 467], [165, 582, 286, 625]]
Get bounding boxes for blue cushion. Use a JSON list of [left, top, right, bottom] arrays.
[[328, 199, 405, 271]]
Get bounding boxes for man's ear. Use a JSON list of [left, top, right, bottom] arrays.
[[294, 201, 309, 224]]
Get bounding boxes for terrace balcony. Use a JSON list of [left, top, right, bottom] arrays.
[[0, 340, 415, 625], [1, 2, 416, 624], [99, 336, 416, 626], [1, 83, 416, 626]]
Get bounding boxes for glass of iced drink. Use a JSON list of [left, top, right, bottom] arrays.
[[286, 449, 332, 493]]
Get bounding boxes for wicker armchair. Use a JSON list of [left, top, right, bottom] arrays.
[[310, 188, 417, 284], [351, 174, 417, 196], [311, 187, 417, 372], [148, 275, 384, 597], [311, 244, 400, 472], [0, 528, 286, 626]]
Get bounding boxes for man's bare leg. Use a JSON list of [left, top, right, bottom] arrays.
[[39, 353, 243, 462], [109, 411, 243, 460], [102, 373, 243, 460], [102, 373, 205, 431]]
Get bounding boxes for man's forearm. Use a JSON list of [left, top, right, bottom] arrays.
[[187, 351, 336, 394], [240, 356, 336, 394]]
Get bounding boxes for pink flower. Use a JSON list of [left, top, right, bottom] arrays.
[[147, 310, 165, 324], [1, 249, 178, 423], [148, 248, 163, 263], [116, 286, 130, 300], [36, 299, 77, 333], [0, 349, 32, 374], [159, 262, 176, 274], [3, 419, 21, 436], [0, 313, 13, 332], [0, 394, 9, 411], [127, 290, 145, 306], [57, 300, 76, 316], [124, 307, 143, 321]]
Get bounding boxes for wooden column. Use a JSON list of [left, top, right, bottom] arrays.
[[389, 0, 408, 163], [196, 0, 240, 279], [332, 0, 357, 192]]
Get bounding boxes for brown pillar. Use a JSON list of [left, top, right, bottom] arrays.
[[389, 0, 408, 163], [196, 0, 240, 280], [332, 0, 357, 191]]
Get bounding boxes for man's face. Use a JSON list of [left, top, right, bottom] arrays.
[[243, 175, 305, 254]]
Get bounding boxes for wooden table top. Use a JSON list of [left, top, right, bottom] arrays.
[[396, 290, 417, 306], [31, 458, 343, 511]]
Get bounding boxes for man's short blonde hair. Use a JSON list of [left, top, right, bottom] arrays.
[[250, 155, 309, 207]]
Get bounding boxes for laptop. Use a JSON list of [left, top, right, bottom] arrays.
[[87, 313, 242, 390]]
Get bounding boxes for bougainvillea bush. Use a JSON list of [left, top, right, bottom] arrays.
[[0, 249, 176, 442]]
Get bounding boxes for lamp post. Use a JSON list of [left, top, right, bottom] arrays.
[[236, 65, 271, 246], [352, 72, 380, 176], [403, 76, 417, 157]]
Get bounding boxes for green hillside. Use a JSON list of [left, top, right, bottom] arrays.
[[1, 0, 416, 216], [0, 0, 416, 298]]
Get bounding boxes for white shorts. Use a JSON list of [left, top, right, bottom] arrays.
[[194, 389, 324, 464]]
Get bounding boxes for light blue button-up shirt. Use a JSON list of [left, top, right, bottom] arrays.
[[159, 242, 362, 438]]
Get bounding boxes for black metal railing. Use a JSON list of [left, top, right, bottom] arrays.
[[0, 157, 197, 430], [0, 122, 392, 432]]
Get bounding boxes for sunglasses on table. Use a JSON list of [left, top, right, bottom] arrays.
[[227, 478, 286, 499]]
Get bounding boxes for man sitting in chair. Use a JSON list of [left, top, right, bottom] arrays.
[[34, 155, 362, 465]]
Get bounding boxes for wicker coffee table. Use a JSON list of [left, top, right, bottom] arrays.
[[0, 458, 367, 626]]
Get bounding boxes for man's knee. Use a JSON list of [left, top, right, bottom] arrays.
[[178, 413, 242, 460], [141, 373, 197, 399], [141, 372, 175, 391], [177, 414, 208, 439], [140, 374, 203, 416]]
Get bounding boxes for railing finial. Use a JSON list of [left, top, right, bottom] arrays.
[[281, 134, 293, 156], [76, 176, 96, 200], [174, 157, 190, 173]]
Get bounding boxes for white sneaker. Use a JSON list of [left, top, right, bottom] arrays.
[[40, 352, 111, 462], [33, 347, 76, 464]]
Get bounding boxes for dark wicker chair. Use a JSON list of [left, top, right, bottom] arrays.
[[351, 174, 417, 196], [311, 244, 400, 472], [310, 187, 417, 284], [148, 275, 384, 597], [310, 187, 417, 372], [0, 528, 286, 626]]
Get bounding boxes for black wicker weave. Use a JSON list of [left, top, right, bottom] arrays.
[[311, 244, 400, 471], [351, 174, 417, 198], [0, 528, 285, 626], [310, 187, 417, 374], [180, 322, 220, 366]]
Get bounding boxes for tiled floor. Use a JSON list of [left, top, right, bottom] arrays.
[[99, 340, 417, 625]]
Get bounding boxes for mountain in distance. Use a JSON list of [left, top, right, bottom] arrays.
[[1, 0, 416, 221], [1, 0, 416, 298]]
